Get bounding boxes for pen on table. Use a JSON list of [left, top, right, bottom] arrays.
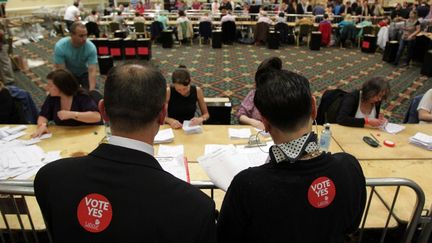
[[370, 133, 381, 145]]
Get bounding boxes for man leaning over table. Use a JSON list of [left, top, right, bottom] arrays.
[[54, 22, 98, 91], [34, 63, 217, 242]]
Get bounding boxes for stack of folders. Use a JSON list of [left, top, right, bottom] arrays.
[[409, 132, 432, 150], [182, 120, 203, 134], [154, 128, 174, 144]]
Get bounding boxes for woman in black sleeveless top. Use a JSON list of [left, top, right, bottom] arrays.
[[165, 66, 209, 129]]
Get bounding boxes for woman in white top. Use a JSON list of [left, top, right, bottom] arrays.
[[417, 89, 432, 123], [337, 77, 390, 128], [211, 0, 220, 14]]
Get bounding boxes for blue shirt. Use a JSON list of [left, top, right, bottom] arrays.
[[54, 37, 98, 77], [156, 15, 169, 30]]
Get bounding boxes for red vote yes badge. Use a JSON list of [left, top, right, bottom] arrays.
[[77, 193, 113, 233], [308, 177, 336, 208]]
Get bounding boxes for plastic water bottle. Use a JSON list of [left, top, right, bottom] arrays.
[[320, 123, 332, 152]]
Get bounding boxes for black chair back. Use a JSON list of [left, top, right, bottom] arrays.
[[222, 21, 236, 44], [85, 22, 100, 38], [199, 21, 212, 39]]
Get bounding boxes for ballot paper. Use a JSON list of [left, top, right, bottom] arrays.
[[409, 132, 432, 150], [5, 125, 27, 135], [22, 133, 53, 145], [156, 155, 190, 182], [154, 128, 174, 144], [382, 123, 405, 134], [198, 145, 269, 191], [228, 128, 251, 139], [182, 120, 203, 134], [2, 131, 26, 142], [157, 145, 184, 157], [204, 144, 235, 155]]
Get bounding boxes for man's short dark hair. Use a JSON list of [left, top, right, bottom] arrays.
[[70, 22, 86, 34], [104, 63, 167, 132], [254, 69, 312, 132]]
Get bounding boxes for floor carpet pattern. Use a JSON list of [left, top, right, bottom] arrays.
[[13, 37, 432, 124]]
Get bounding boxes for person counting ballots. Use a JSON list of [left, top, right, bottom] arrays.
[[217, 67, 366, 242], [34, 63, 217, 242]]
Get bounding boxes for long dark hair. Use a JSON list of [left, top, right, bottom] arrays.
[[361, 77, 390, 102], [46, 69, 85, 96]]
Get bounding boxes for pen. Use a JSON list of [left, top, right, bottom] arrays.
[[370, 133, 381, 145]]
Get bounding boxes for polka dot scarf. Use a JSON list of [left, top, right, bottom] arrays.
[[269, 132, 320, 164]]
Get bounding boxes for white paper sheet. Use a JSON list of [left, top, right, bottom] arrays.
[[204, 144, 235, 155], [383, 123, 405, 134], [156, 155, 189, 182], [154, 128, 174, 144], [157, 145, 184, 157], [182, 120, 203, 134], [228, 128, 251, 139]]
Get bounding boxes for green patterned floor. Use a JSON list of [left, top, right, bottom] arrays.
[[13, 37, 432, 124]]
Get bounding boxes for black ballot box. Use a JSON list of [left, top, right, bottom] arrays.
[[204, 97, 232, 125], [421, 50, 432, 77], [114, 30, 127, 39], [267, 30, 279, 49], [361, 34, 377, 53], [382, 41, 399, 63], [212, 30, 222, 48], [309, 31, 322, 51], [98, 55, 114, 75], [161, 30, 173, 48]]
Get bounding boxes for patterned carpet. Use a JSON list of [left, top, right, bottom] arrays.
[[13, 37, 432, 124]]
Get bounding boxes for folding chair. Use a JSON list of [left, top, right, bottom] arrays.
[[198, 21, 212, 45], [296, 24, 312, 46], [133, 22, 147, 38], [0, 180, 52, 243]]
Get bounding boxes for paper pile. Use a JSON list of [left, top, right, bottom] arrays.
[[228, 128, 251, 139], [409, 132, 432, 150], [154, 128, 174, 144], [156, 155, 190, 182], [0, 125, 27, 141], [182, 120, 203, 134], [382, 123, 405, 134]]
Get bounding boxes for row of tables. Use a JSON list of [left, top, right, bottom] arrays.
[[1, 123, 431, 231]]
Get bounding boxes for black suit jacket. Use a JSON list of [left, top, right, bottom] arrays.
[[336, 90, 381, 127], [35, 143, 217, 243]]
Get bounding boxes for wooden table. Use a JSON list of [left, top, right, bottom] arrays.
[[331, 124, 432, 160], [155, 124, 343, 162]]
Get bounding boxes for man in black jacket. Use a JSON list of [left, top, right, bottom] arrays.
[[35, 63, 217, 243]]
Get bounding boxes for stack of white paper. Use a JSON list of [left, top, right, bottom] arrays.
[[409, 132, 432, 150], [154, 128, 174, 144], [228, 128, 251, 139], [182, 120, 203, 134], [382, 123, 406, 134], [204, 144, 235, 155], [156, 155, 190, 182], [0, 125, 27, 142], [197, 146, 268, 191]]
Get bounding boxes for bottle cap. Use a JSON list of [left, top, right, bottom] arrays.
[[383, 140, 395, 147]]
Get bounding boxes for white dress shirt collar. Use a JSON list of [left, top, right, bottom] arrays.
[[108, 135, 154, 156]]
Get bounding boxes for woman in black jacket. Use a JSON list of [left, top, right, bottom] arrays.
[[337, 77, 390, 128]]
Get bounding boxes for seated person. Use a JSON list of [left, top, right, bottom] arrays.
[[135, 1, 145, 15], [176, 11, 193, 42], [338, 14, 356, 46], [276, 12, 287, 23], [133, 12, 145, 23], [337, 77, 390, 128], [32, 69, 101, 137], [34, 63, 217, 242], [113, 10, 127, 31], [0, 81, 23, 124], [156, 13, 169, 30], [192, 0, 202, 10], [221, 9, 236, 23], [257, 11, 273, 24], [237, 57, 282, 130], [417, 88, 432, 123], [85, 10, 99, 23], [218, 58, 366, 243], [199, 12, 212, 22], [165, 65, 209, 128]]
